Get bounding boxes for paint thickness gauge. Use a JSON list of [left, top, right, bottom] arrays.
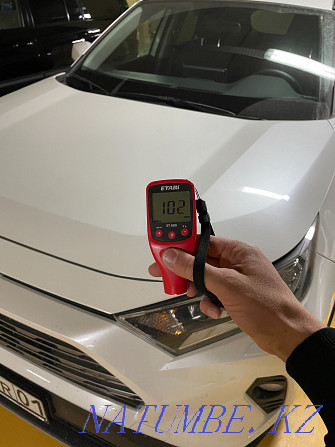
[[147, 179, 197, 295]]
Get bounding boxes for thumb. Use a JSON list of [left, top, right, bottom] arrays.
[[162, 248, 233, 300], [161, 248, 195, 281]]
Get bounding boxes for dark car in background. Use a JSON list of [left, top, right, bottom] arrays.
[[0, 0, 128, 95]]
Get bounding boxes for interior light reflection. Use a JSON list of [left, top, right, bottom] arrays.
[[242, 186, 290, 201], [305, 225, 316, 241], [264, 49, 335, 80], [26, 369, 50, 383]]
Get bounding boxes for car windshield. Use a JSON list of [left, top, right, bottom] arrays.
[[67, 0, 335, 120]]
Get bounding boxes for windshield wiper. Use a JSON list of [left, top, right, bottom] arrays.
[[67, 73, 110, 95], [113, 91, 237, 117]]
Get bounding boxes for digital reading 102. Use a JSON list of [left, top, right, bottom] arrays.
[[152, 191, 191, 223]]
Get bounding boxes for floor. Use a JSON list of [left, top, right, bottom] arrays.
[[1, 296, 333, 447], [0, 384, 327, 447]]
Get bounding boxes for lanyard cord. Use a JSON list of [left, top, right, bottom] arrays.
[[193, 197, 223, 308]]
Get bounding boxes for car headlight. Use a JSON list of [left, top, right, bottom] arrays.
[[115, 297, 240, 355], [274, 215, 318, 301], [116, 216, 317, 355]]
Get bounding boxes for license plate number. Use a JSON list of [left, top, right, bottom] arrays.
[[0, 375, 48, 422]]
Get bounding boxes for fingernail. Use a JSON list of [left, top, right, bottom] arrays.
[[162, 249, 177, 267], [207, 305, 219, 319]]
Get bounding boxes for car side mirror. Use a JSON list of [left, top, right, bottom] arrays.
[[71, 40, 91, 62]]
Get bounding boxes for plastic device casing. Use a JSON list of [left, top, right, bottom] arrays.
[[146, 179, 197, 295]]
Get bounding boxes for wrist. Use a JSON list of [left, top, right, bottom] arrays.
[[276, 313, 325, 362]]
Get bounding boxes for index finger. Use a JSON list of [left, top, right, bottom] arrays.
[[148, 262, 162, 277]]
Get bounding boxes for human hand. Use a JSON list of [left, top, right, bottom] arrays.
[[148, 236, 324, 361]]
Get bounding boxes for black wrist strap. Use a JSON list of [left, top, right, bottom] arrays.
[[193, 199, 223, 308]]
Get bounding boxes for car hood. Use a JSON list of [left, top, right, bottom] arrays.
[[0, 78, 334, 312]]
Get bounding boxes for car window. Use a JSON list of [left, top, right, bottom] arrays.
[[118, 9, 165, 60], [72, 1, 335, 120], [0, 0, 23, 29], [29, 0, 68, 24]]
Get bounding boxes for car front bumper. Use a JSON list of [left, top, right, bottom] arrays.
[[1, 251, 334, 447]]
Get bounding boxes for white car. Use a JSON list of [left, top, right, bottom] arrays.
[[1, 0, 335, 446]]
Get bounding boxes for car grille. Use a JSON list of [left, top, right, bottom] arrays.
[[0, 313, 144, 408]]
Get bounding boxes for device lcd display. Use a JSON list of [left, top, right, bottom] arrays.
[[152, 191, 191, 223]]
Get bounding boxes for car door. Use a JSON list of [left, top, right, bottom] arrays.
[[27, 0, 81, 72], [0, 0, 40, 94], [27, 0, 126, 76]]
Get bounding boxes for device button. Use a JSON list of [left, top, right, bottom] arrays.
[[181, 228, 189, 237], [168, 231, 176, 240], [155, 229, 163, 238]]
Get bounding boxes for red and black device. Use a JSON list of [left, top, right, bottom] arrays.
[[146, 179, 197, 295]]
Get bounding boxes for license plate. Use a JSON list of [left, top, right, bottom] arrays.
[[0, 375, 48, 422]]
